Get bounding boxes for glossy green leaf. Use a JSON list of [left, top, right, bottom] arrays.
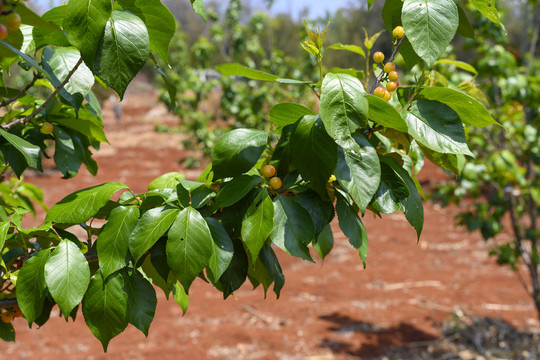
[[456, 4, 475, 38], [382, 157, 424, 239], [43, 47, 94, 103], [213, 175, 263, 209], [271, 195, 315, 262], [210, 238, 248, 299], [320, 73, 369, 142], [469, 0, 500, 24], [0, 221, 8, 251], [141, 256, 176, 299], [335, 134, 381, 214], [148, 172, 185, 191], [401, 0, 459, 68], [419, 87, 498, 127], [295, 190, 334, 235], [336, 194, 368, 267], [241, 189, 274, 263], [269, 102, 316, 127], [327, 43, 365, 57], [52, 109, 108, 143], [367, 95, 408, 133], [172, 283, 189, 315], [44, 240, 90, 318], [190, 0, 207, 22], [129, 206, 179, 263], [0, 128, 42, 173], [97, 206, 140, 278], [52, 127, 88, 178], [63, 0, 112, 69], [94, 10, 150, 99], [258, 243, 285, 298], [402, 100, 473, 157], [46, 182, 127, 224], [125, 271, 157, 336], [17, 3, 61, 31], [167, 207, 213, 293], [370, 162, 410, 214], [116, 0, 175, 62], [16, 250, 51, 325], [211, 129, 268, 180], [33, 6, 71, 50], [420, 145, 466, 176], [215, 63, 279, 81], [0, 321, 14, 342], [0, 31, 24, 69], [82, 272, 128, 351], [290, 115, 337, 196], [313, 224, 334, 261], [434, 59, 477, 75], [205, 217, 234, 281]]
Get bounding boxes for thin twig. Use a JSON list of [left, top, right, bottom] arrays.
[[369, 36, 406, 94], [0, 298, 17, 309], [2, 57, 83, 130], [0, 73, 41, 108]]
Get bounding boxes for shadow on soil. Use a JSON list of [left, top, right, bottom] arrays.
[[319, 312, 540, 359], [318, 312, 437, 357]]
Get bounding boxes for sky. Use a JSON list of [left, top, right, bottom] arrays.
[[32, 0, 355, 19]]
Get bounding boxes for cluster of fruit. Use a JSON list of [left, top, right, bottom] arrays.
[[261, 164, 282, 190], [0, 2, 22, 40], [1, 307, 23, 324], [372, 26, 405, 102]]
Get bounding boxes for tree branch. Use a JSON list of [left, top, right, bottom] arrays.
[[2, 57, 83, 131], [369, 36, 406, 95], [0, 73, 41, 108]]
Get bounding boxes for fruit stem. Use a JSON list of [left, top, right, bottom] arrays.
[[369, 36, 406, 95]]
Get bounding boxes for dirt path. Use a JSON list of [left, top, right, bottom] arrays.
[[6, 90, 537, 360]]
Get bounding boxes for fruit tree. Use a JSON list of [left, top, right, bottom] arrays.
[[0, 0, 503, 350]]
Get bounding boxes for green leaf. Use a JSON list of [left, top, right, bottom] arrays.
[[33, 6, 71, 50], [44, 240, 91, 318], [313, 224, 334, 261], [0, 128, 42, 173], [52, 127, 87, 178], [271, 195, 315, 262], [367, 95, 408, 132], [166, 207, 213, 293], [213, 175, 263, 209], [401, 0, 459, 68], [190, 0, 207, 22], [209, 238, 248, 299], [172, 283, 189, 315], [42, 47, 94, 111], [381, 157, 424, 239], [116, 0, 175, 63], [258, 243, 285, 298], [124, 271, 157, 336], [205, 217, 234, 281], [53, 109, 108, 143], [0, 32, 24, 69], [215, 63, 279, 81], [402, 100, 473, 156], [335, 134, 381, 214], [320, 73, 369, 142], [63, 0, 112, 69], [46, 182, 128, 224], [82, 271, 128, 351], [419, 87, 498, 127], [16, 250, 51, 325], [327, 43, 365, 57], [129, 206, 179, 263], [295, 190, 334, 235], [17, 3, 61, 31], [370, 162, 410, 214], [156, 67, 177, 108], [211, 129, 268, 180], [420, 145, 465, 176], [148, 172, 185, 191], [336, 194, 368, 267], [241, 189, 274, 263], [93, 10, 150, 99], [0, 221, 9, 251], [468, 0, 500, 24], [434, 59, 477, 75], [290, 115, 337, 196], [268, 102, 315, 127], [141, 256, 176, 299], [97, 206, 140, 279], [456, 4, 475, 38], [0, 321, 14, 342]]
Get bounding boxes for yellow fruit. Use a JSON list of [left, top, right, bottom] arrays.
[[5, 13, 22, 31], [373, 51, 385, 63], [40, 122, 54, 135], [261, 165, 276, 178], [383, 62, 396, 73], [269, 177, 282, 190], [392, 26, 405, 39]]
